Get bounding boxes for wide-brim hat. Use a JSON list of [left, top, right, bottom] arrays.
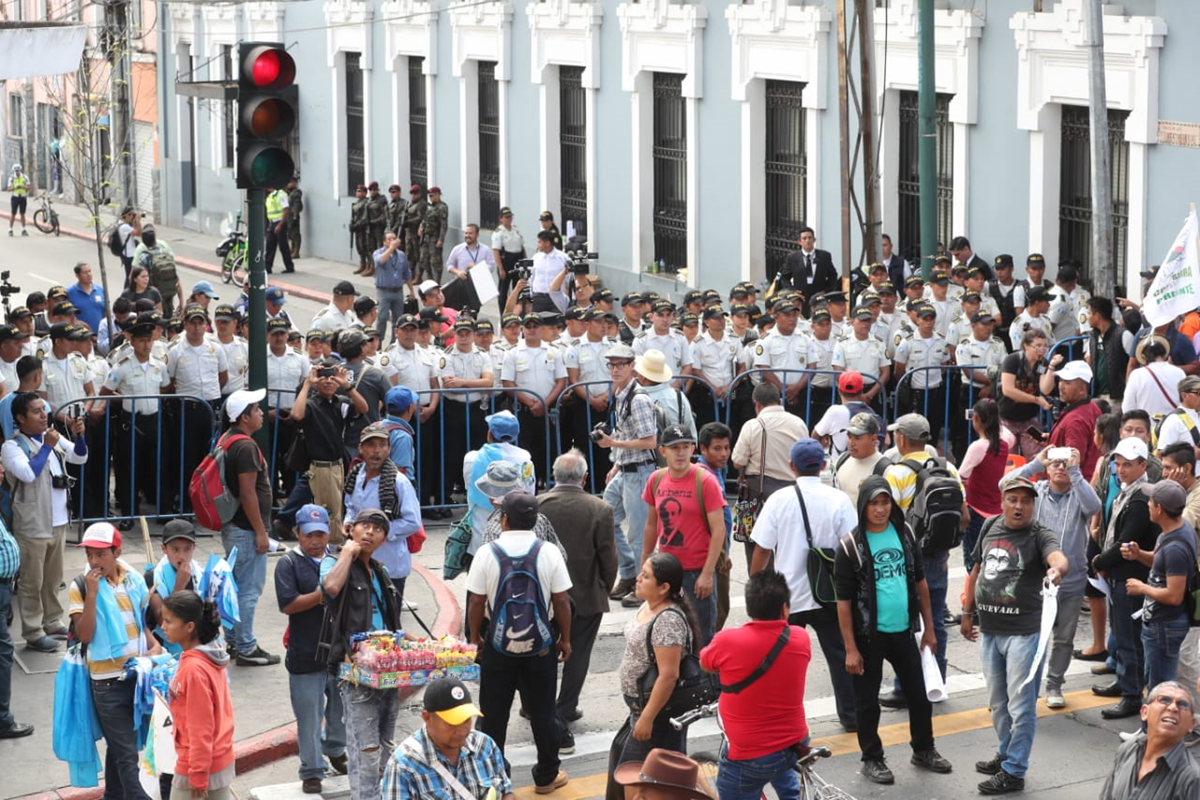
[[1135, 334, 1171, 366], [474, 460, 525, 498], [634, 348, 673, 383], [613, 749, 713, 799]]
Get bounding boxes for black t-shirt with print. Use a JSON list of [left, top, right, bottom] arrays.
[[972, 519, 1060, 636]]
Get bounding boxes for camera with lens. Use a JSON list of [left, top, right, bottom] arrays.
[[564, 245, 598, 276], [589, 421, 613, 442], [514, 258, 534, 282], [52, 473, 73, 490], [0, 270, 20, 298]]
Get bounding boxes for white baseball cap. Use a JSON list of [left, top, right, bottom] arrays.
[[1056, 361, 1093, 383], [1112, 436, 1149, 461], [226, 388, 266, 421]]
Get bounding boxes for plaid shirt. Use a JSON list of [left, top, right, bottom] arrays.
[[381, 727, 511, 800], [0, 517, 18, 579], [612, 381, 658, 466]]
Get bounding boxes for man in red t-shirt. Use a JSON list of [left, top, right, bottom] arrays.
[[1046, 359, 1102, 477], [700, 570, 812, 799], [640, 424, 727, 644]]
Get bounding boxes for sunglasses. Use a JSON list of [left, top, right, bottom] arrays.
[[1046, 460, 1067, 469]]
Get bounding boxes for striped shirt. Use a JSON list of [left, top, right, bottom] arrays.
[[611, 381, 658, 466], [0, 518, 18, 579], [884, 453, 963, 511], [381, 728, 511, 800], [68, 564, 148, 679]]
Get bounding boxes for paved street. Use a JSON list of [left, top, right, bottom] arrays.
[[0, 207, 1151, 798]]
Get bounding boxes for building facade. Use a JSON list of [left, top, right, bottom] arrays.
[[154, 0, 1197, 299]]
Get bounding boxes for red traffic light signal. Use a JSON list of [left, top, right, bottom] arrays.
[[236, 42, 298, 190]]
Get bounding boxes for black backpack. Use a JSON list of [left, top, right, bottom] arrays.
[[894, 457, 964, 551]]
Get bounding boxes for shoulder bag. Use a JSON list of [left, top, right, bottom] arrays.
[[636, 606, 719, 716], [719, 625, 791, 694], [797, 486, 838, 607], [732, 421, 768, 543]]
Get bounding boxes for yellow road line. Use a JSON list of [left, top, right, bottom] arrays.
[[513, 689, 1112, 798]]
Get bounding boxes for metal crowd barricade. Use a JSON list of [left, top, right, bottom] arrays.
[[1047, 335, 1089, 365], [725, 368, 887, 431], [890, 365, 986, 455], [62, 393, 220, 532]]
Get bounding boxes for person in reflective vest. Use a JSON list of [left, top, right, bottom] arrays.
[[265, 185, 296, 274], [7, 164, 29, 236]]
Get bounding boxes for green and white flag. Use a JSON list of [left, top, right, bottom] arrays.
[[1143, 207, 1200, 328]]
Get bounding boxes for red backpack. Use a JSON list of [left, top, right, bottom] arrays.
[[189, 432, 253, 531]]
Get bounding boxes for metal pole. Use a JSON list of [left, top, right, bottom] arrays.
[[109, 0, 135, 209], [1084, 0, 1114, 297], [247, 189, 268, 444], [836, 0, 853, 283], [857, 0, 881, 265], [917, 0, 936, 282]]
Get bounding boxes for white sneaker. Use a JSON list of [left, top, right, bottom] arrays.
[[1045, 689, 1065, 709]]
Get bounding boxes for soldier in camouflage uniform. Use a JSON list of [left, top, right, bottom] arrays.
[[386, 184, 406, 236], [402, 184, 425, 271], [350, 184, 371, 274], [366, 181, 388, 256], [287, 175, 303, 259], [418, 186, 449, 283]]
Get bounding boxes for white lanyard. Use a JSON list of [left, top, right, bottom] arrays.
[[430, 758, 477, 800]]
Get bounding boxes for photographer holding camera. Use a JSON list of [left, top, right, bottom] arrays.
[[529, 230, 570, 313]]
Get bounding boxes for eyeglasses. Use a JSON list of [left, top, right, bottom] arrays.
[[1152, 695, 1192, 711], [1046, 460, 1067, 469], [608, 361, 633, 370]]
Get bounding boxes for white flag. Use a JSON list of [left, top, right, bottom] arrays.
[[1142, 208, 1200, 328]]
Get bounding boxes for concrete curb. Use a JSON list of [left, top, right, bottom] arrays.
[[0, 211, 334, 305], [13, 567, 461, 800]]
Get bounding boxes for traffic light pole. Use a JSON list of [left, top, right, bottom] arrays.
[[247, 189, 267, 440]]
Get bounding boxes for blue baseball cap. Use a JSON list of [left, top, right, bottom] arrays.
[[192, 280, 220, 299], [266, 286, 286, 304], [386, 385, 417, 414], [485, 410, 520, 443], [296, 504, 330, 535], [790, 438, 827, 472]]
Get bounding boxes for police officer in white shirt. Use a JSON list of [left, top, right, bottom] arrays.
[[832, 305, 890, 409], [491, 206, 526, 310], [212, 304, 249, 396], [689, 306, 742, 428], [167, 303, 229, 509], [633, 299, 693, 390], [1010, 286, 1056, 352], [529, 230, 570, 313], [40, 323, 95, 425], [310, 281, 361, 333], [950, 311, 1007, 457], [894, 302, 951, 443], [752, 298, 815, 418], [501, 313, 567, 483], [266, 317, 307, 495], [439, 316, 494, 488]]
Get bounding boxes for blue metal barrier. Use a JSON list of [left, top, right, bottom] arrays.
[[1047, 335, 1089, 365], [725, 368, 887, 430], [890, 365, 987, 455]]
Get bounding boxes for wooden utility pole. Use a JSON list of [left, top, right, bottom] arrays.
[[836, 0, 852, 282], [918, 0, 935, 281], [856, 0, 881, 265], [1084, 0, 1114, 296]]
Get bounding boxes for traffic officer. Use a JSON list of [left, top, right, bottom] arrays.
[[752, 298, 815, 418], [491, 206, 526, 310], [39, 322, 94, 427], [264, 184, 295, 274], [350, 184, 371, 275], [286, 175, 303, 259], [986, 255, 1025, 344], [418, 186, 449, 283], [401, 185, 425, 268], [1009, 285, 1055, 352], [212, 305, 248, 396], [166, 304, 229, 511], [386, 184, 406, 236], [310, 281, 361, 333], [945, 291, 985, 351], [538, 211, 563, 250], [689, 305, 742, 430], [99, 317, 168, 524], [438, 316, 493, 490], [266, 317, 307, 496], [832, 305, 890, 411], [950, 310, 1007, 458], [632, 299, 693, 389], [501, 313, 567, 483], [6, 163, 29, 236], [366, 181, 388, 256], [894, 302, 951, 443]]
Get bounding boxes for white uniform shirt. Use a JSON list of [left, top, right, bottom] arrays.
[[955, 335, 1007, 387], [217, 336, 249, 395], [1009, 312, 1055, 352], [564, 337, 614, 397], [895, 333, 950, 388], [689, 332, 741, 389], [440, 346, 492, 404], [752, 329, 815, 385], [380, 344, 440, 404], [501, 342, 566, 401], [168, 340, 228, 400], [633, 329, 693, 377], [41, 352, 93, 412], [267, 350, 307, 410], [103, 354, 170, 414], [832, 334, 888, 386], [490, 225, 525, 255], [310, 302, 359, 333], [809, 336, 837, 388]]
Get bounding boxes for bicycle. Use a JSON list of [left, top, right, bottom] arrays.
[[215, 212, 248, 286], [670, 702, 857, 800], [32, 194, 60, 236]]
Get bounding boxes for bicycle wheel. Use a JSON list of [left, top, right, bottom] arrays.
[[230, 250, 248, 288], [33, 208, 54, 234], [220, 252, 235, 284]]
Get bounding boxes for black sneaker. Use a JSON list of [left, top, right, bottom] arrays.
[[975, 755, 1003, 775], [878, 691, 908, 709], [236, 646, 281, 666], [559, 727, 576, 755], [978, 770, 1025, 795], [911, 748, 952, 773], [943, 609, 962, 625], [861, 759, 895, 785]]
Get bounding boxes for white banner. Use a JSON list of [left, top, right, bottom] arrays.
[[1142, 208, 1200, 328]]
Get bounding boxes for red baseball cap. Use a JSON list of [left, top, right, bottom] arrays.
[[838, 371, 864, 395], [78, 522, 122, 549]]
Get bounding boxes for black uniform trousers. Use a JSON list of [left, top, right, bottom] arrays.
[[516, 405, 551, 486], [265, 220, 295, 273], [440, 399, 487, 495], [416, 406, 446, 506], [113, 410, 161, 516]]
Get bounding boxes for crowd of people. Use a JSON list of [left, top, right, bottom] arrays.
[[6, 222, 1200, 800]]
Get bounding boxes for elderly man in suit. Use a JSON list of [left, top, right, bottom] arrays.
[[537, 449, 618, 744]]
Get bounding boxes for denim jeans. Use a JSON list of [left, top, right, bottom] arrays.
[[604, 463, 656, 580], [289, 671, 347, 780], [681, 569, 716, 647], [717, 743, 800, 800], [980, 632, 1043, 779], [222, 525, 267, 653], [340, 683, 399, 800], [92, 677, 152, 800], [375, 288, 407, 345], [963, 510, 985, 574], [1143, 615, 1191, 692], [0, 581, 15, 729], [1109, 577, 1145, 700], [1045, 588, 1084, 692]]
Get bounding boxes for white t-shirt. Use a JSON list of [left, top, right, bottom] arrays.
[[835, 452, 887, 507], [118, 222, 138, 258], [1157, 407, 1200, 453], [464, 531, 572, 619], [1124, 362, 1186, 417], [814, 404, 852, 458]]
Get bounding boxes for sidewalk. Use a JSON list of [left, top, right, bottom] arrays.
[[8, 520, 461, 800], [3, 201, 345, 305]]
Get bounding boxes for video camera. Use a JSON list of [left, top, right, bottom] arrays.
[[514, 258, 534, 282], [0, 271, 20, 313], [564, 244, 598, 276]]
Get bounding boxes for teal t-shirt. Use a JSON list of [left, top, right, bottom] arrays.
[[320, 556, 387, 631], [866, 524, 909, 633]]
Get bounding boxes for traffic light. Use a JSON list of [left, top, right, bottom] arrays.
[[236, 42, 297, 190]]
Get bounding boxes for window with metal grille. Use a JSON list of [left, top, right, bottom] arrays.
[[408, 57, 427, 189], [764, 79, 806, 282], [652, 72, 687, 274], [560, 65, 587, 238], [1059, 106, 1130, 287], [221, 45, 234, 169], [478, 60, 500, 224], [897, 91, 953, 265], [345, 52, 364, 195]]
